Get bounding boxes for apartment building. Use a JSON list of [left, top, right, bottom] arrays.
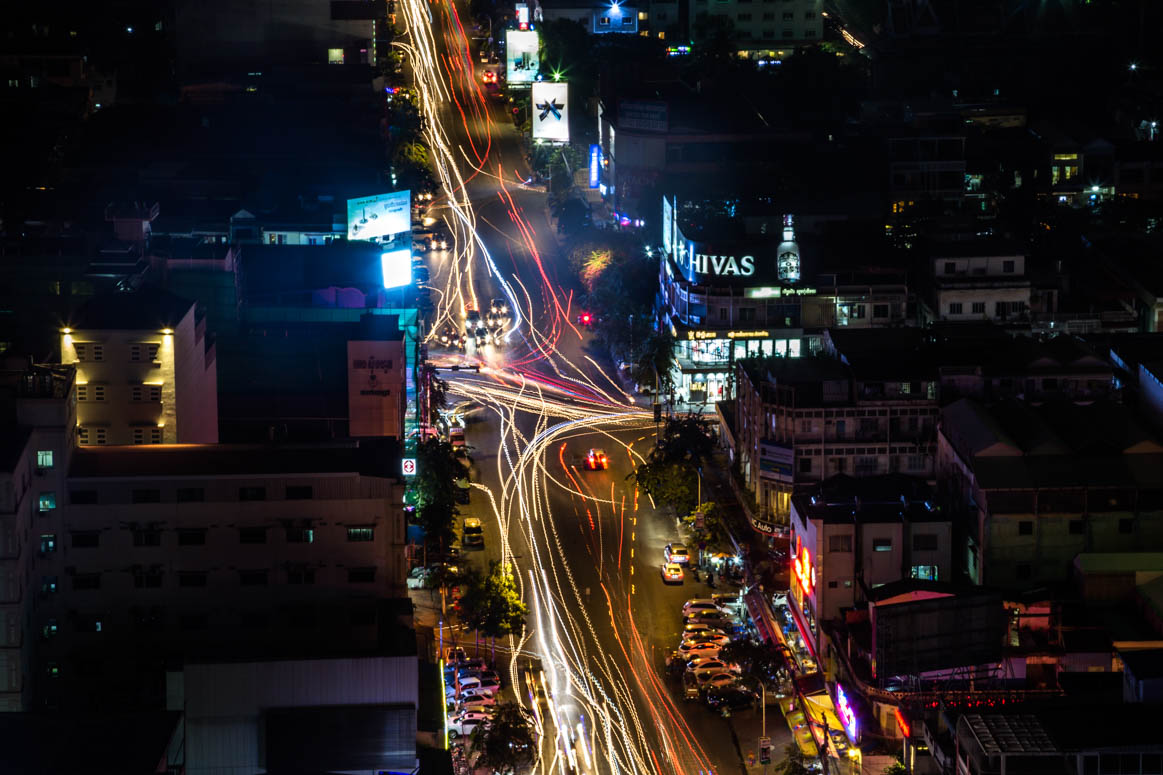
[[928, 244, 1032, 324], [33, 441, 407, 709], [787, 475, 951, 661], [62, 286, 218, 446], [688, 0, 822, 53], [728, 342, 938, 522], [0, 361, 76, 711], [938, 398, 1163, 589]]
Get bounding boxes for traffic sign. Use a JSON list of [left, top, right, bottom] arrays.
[[402, 458, 417, 476]]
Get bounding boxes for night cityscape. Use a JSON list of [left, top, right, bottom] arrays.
[[4, 0, 1163, 773]]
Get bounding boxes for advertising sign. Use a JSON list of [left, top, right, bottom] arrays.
[[531, 81, 569, 142], [834, 684, 859, 742], [618, 99, 668, 132], [380, 248, 413, 289], [588, 144, 601, 188], [759, 442, 794, 483], [402, 458, 417, 476], [505, 29, 540, 85], [347, 191, 411, 241], [662, 195, 675, 257]]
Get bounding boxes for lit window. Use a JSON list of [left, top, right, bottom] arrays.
[[37, 450, 54, 468], [347, 526, 375, 542], [872, 538, 892, 552], [39, 533, 56, 554], [38, 492, 56, 511], [328, 48, 345, 64]]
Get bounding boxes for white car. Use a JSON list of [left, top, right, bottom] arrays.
[[683, 600, 722, 616], [456, 693, 498, 712], [685, 610, 733, 626], [448, 711, 491, 739], [683, 622, 725, 637], [665, 543, 690, 565], [677, 641, 722, 657], [689, 660, 742, 679], [681, 632, 730, 649], [697, 671, 739, 690], [406, 567, 430, 590]]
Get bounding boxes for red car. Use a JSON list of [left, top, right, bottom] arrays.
[[584, 449, 609, 470]]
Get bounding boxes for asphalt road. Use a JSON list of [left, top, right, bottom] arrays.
[[403, 2, 775, 772]]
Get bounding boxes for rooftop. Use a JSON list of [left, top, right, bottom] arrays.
[[0, 712, 180, 775], [792, 474, 942, 525], [67, 286, 195, 331], [68, 439, 401, 480], [241, 242, 386, 301]]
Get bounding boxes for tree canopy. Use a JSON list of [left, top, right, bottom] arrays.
[[470, 702, 537, 774]]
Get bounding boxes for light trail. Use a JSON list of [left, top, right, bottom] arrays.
[[395, 1, 724, 772]]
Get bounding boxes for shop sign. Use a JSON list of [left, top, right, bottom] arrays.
[[726, 330, 769, 339], [745, 286, 818, 299], [835, 683, 859, 741], [686, 331, 718, 340]]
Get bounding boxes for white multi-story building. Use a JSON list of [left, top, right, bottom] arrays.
[[930, 247, 1031, 324], [62, 287, 218, 446], [688, 0, 822, 53]]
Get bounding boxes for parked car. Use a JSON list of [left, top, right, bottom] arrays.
[[682, 671, 701, 701], [680, 633, 730, 649], [682, 622, 725, 637], [682, 599, 721, 616], [661, 563, 684, 584], [712, 593, 743, 612], [689, 660, 742, 679], [685, 610, 733, 627], [448, 711, 491, 739], [704, 686, 757, 711], [665, 543, 690, 565], [697, 672, 739, 691], [456, 693, 498, 712], [406, 567, 430, 590], [677, 641, 722, 658]]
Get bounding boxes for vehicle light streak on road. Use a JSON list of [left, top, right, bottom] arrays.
[[396, 0, 731, 770]]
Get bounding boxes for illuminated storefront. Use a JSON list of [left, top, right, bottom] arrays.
[[788, 534, 819, 662]]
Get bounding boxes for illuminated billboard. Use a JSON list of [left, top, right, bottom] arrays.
[[381, 248, 413, 289], [661, 195, 675, 257], [589, 144, 601, 188], [531, 81, 568, 142], [506, 29, 540, 84], [347, 191, 411, 242]]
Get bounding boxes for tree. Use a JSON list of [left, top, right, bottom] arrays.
[[882, 762, 907, 775], [775, 742, 811, 775], [427, 372, 449, 426], [633, 328, 676, 398], [414, 438, 471, 549], [426, 561, 466, 617], [458, 561, 528, 658], [470, 702, 537, 774], [631, 414, 716, 516], [679, 501, 727, 549]]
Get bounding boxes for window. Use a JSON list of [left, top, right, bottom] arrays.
[[1016, 563, 1032, 580], [286, 527, 314, 544], [177, 487, 204, 503], [782, 11, 792, 18], [598, 15, 610, 25], [72, 573, 101, 591], [286, 485, 314, 500], [348, 567, 377, 583], [719, 307, 727, 321], [178, 571, 208, 587], [944, 262, 956, 274], [36, 450, 54, 468], [948, 302, 963, 315], [132, 527, 162, 547], [910, 565, 938, 581], [132, 488, 161, 504], [39, 534, 57, 555], [130, 344, 142, 361], [804, 10, 815, 18], [762, 12, 774, 19], [828, 580, 838, 588], [72, 531, 99, 548], [1119, 518, 1134, 534], [70, 490, 97, 505], [239, 527, 267, 544], [133, 428, 145, 445], [38, 492, 57, 511], [131, 385, 162, 402], [43, 619, 58, 638], [737, 12, 752, 20], [972, 302, 986, 314], [133, 568, 164, 588], [799, 458, 812, 473], [239, 486, 266, 501], [1069, 520, 1085, 535], [239, 569, 269, 586], [42, 576, 58, 594], [347, 526, 375, 542], [1018, 521, 1033, 536], [82, 427, 107, 446], [907, 455, 928, 471], [872, 538, 893, 552], [799, 419, 813, 433], [177, 528, 206, 546], [287, 567, 316, 584], [873, 304, 889, 319], [93, 385, 105, 402], [851, 304, 866, 319], [782, 29, 793, 37], [829, 535, 853, 552], [912, 533, 938, 551], [151, 427, 162, 444], [1002, 260, 1015, 274]]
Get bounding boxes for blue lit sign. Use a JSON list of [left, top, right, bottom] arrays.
[[835, 683, 858, 741], [588, 144, 601, 189]]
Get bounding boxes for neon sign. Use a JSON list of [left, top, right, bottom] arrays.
[[793, 546, 813, 597], [835, 683, 858, 741], [588, 144, 601, 189], [894, 707, 910, 738]]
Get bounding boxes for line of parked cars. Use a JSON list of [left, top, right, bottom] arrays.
[[444, 650, 504, 739], [667, 595, 760, 712]]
